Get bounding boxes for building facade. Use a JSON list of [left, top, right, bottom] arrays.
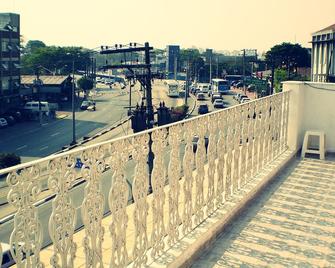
[[311, 23, 335, 82], [0, 13, 21, 115], [166, 45, 180, 79]]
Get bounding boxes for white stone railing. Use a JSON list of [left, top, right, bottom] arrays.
[[0, 91, 290, 267]]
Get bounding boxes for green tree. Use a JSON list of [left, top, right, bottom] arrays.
[[25, 40, 46, 53], [21, 46, 91, 75], [77, 76, 94, 98], [265, 42, 310, 77], [274, 68, 288, 92]]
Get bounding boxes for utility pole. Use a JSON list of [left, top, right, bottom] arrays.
[[185, 61, 189, 105], [242, 49, 246, 94], [174, 54, 177, 80], [216, 56, 219, 78], [209, 55, 212, 83], [71, 59, 76, 145]]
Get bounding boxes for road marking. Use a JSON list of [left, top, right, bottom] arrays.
[[39, 145, 49, 151], [51, 132, 60, 137], [42, 123, 48, 126], [16, 145, 27, 151]]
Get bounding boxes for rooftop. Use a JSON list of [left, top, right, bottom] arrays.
[[21, 75, 71, 86], [312, 23, 335, 35]]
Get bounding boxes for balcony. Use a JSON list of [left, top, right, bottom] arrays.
[[0, 81, 334, 267]]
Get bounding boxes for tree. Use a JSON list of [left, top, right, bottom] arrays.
[[77, 76, 94, 98], [25, 40, 46, 53], [265, 42, 310, 77], [21, 46, 92, 75]]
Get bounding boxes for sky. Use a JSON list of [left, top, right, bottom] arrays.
[[1, 0, 334, 53]]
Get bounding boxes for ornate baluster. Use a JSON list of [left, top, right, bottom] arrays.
[[7, 167, 44, 268], [150, 129, 167, 258], [232, 108, 241, 193], [132, 135, 150, 267], [194, 120, 206, 225], [48, 156, 77, 267], [249, 101, 261, 178], [206, 114, 217, 215], [167, 125, 181, 245], [239, 105, 248, 188], [246, 103, 255, 181], [282, 92, 290, 151], [216, 111, 227, 206], [266, 98, 273, 165], [224, 116, 234, 201], [108, 140, 129, 267], [258, 100, 266, 172], [273, 95, 281, 158], [81, 146, 106, 267], [181, 122, 194, 235], [0, 243, 2, 266]]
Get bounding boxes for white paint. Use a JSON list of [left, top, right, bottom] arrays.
[[39, 146, 49, 151], [16, 145, 27, 151], [283, 81, 335, 153]]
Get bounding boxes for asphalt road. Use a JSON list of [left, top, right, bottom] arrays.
[[0, 84, 140, 162]]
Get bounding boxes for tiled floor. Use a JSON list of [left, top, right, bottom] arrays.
[[192, 157, 335, 268]]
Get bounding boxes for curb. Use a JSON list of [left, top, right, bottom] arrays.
[[56, 114, 68, 119], [185, 94, 197, 119]]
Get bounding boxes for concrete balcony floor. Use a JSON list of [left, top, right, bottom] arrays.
[[191, 156, 335, 267]]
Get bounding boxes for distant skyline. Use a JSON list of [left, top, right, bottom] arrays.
[[1, 0, 334, 53]]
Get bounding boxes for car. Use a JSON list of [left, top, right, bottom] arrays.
[[87, 103, 96, 111], [5, 110, 22, 122], [1, 243, 15, 268], [237, 95, 248, 102], [213, 99, 225, 108], [80, 100, 95, 110], [241, 98, 251, 103], [235, 82, 244, 88], [234, 93, 242, 101], [247, 84, 256, 91], [197, 92, 206, 101], [0, 118, 8, 128], [3, 115, 15, 126], [198, 104, 209, 114], [211, 93, 222, 103]]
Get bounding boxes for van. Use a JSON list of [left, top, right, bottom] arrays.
[[23, 101, 50, 113]]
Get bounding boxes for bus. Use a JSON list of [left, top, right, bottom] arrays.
[[166, 80, 179, 97], [211, 79, 229, 94]]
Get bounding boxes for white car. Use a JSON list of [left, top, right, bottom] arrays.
[[0, 117, 8, 128]]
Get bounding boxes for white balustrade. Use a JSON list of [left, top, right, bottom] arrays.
[[0, 92, 290, 267]]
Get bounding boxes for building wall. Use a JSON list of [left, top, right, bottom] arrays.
[[0, 13, 21, 115], [311, 31, 335, 82], [166, 45, 180, 79]]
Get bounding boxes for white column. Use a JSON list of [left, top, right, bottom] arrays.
[[282, 81, 305, 151]]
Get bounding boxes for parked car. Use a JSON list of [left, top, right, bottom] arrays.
[[241, 98, 251, 103], [197, 92, 206, 101], [0, 118, 8, 128], [198, 104, 209, 114], [211, 93, 222, 103], [237, 95, 248, 102], [80, 100, 95, 110], [1, 243, 15, 268], [235, 82, 244, 88], [5, 110, 22, 122], [247, 84, 256, 91], [87, 103, 96, 111], [3, 115, 15, 126], [213, 99, 225, 108], [23, 101, 51, 113], [234, 93, 242, 101]]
